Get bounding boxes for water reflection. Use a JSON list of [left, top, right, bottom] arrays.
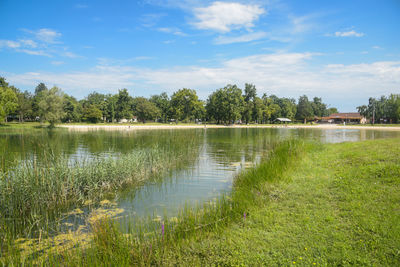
[[1, 127, 400, 225]]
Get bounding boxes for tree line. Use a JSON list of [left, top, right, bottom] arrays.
[[357, 95, 400, 124], [1, 76, 341, 125]]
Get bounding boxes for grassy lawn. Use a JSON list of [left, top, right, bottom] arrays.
[[154, 138, 400, 266], [2, 138, 399, 266]]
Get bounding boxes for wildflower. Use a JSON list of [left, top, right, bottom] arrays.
[[161, 222, 165, 238], [243, 212, 246, 220], [293, 261, 296, 264]]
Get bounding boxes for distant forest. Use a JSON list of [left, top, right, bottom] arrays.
[[1, 76, 399, 125]]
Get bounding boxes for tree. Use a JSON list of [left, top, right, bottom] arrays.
[[82, 104, 102, 123], [296, 95, 314, 123], [0, 77, 18, 122], [326, 107, 338, 115], [279, 97, 297, 120], [133, 97, 160, 123], [170, 88, 203, 122], [63, 94, 81, 122], [206, 84, 244, 124], [38, 86, 65, 127], [242, 83, 257, 124], [85, 92, 107, 122], [311, 97, 327, 117], [16, 90, 33, 122], [32, 83, 48, 118], [115, 89, 133, 121], [105, 94, 118, 122], [252, 97, 263, 123], [150, 92, 170, 122]]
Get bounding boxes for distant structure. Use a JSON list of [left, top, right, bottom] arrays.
[[320, 113, 366, 124], [275, 118, 292, 123]]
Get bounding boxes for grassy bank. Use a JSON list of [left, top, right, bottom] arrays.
[[3, 138, 400, 265], [152, 138, 399, 266]]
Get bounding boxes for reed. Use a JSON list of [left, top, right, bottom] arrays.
[[0, 136, 200, 239], [37, 140, 306, 266]]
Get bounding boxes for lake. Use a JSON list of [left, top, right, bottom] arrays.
[[1, 127, 400, 234]]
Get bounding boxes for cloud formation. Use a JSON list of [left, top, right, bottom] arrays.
[[334, 30, 364, 37], [5, 53, 400, 110], [214, 31, 267, 44], [192, 2, 265, 32]]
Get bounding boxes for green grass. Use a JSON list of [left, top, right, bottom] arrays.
[[2, 138, 400, 265], [151, 138, 400, 266]]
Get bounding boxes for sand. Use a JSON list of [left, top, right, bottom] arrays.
[[59, 124, 400, 131]]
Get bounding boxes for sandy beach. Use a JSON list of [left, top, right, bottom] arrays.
[[60, 124, 400, 131]]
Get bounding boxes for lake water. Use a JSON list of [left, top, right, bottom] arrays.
[[1, 127, 400, 231]]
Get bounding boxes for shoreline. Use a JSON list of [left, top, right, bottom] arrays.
[[59, 124, 400, 131]]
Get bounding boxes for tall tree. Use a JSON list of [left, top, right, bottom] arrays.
[[150, 92, 170, 122], [38, 86, 65, 127], [32, 83, 48, 118], [0, 77, 18, 122], [242, 83, 257, 124], [170, 88, 202, 122], [63, 94, 81, 122], [296, 95, 314, 123], [133, 97, 160, 123], [115, 89, 133, 121], [206, 84, 244, 124], [16, 90, 33, 122], [311, 97, 327, 117]]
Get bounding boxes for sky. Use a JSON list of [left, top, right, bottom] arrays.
[[1, 0, 399, 111]]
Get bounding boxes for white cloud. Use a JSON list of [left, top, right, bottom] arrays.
[[17, 49, 51, 57], [214, 31, 267, 44], [157, 27, 187, 36], [33, 28, 62, 43], [19, 39, 38, 48], [0, 40, 21, 48], [6, 53, 400, 111], [192, 2, 265, 32], [334, 30, 364, 37], [1, 29, 81, 58]]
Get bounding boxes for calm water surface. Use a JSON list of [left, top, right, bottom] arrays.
[[1, 127, 400, 226]]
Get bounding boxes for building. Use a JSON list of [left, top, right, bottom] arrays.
[[321, 113, 366, 124], [275, 118, 292, 123]]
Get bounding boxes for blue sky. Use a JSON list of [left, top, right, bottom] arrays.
[[1, 0, 399, 111]]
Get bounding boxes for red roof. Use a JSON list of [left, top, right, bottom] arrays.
[[328, 113, 363, 119]]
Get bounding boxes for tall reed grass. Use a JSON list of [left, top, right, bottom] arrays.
[[0, 137, 200, 240], [28, 140, 307, 266]]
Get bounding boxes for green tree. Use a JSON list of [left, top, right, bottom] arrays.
[[296, 95, 314, 123], [311, 97, 327, 117], [16, 90, 33, 122], [63, 94, 81, 122], [0, 77, 18, 122], [38, 86, 65, 127], [105, 94, 118, 122], [82, 104, 103, 123], [86, 92, 107, 122], [133, 97, 160, 123], [326, 107, 338, 115], [115, 89, 133, 121], [242, 83, 257, 124], [32, 83, 48, 118], [206, 84, 244, 124], [150, 92, 170, 122], [170, 88, 203, 122], [252, 97, 263, 123]]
